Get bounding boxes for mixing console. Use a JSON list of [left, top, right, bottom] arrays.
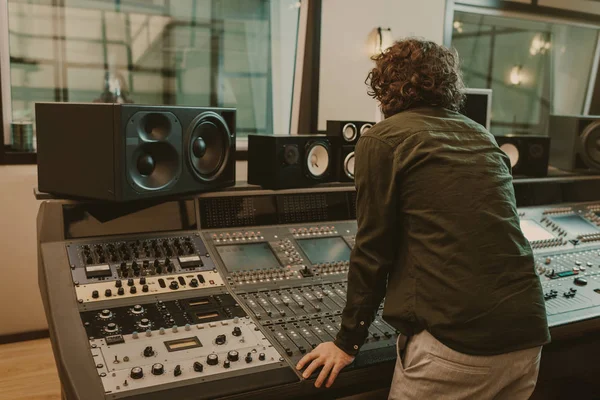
[[37, 189, 600, 399]]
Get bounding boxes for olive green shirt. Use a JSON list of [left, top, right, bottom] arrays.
[[334, 107, 551, 356]]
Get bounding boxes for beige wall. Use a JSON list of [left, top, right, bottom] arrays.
[[0, 161, 248, 337], [318, 0, 447, 130]]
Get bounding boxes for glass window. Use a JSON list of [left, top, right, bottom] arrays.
[[3, 0, 302, 152], [452, 11, 600, 136]]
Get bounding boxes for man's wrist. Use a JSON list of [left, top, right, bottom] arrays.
[[333, 337, 360, 356]]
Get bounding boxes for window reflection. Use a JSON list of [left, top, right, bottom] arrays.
[[452, 11, 599, 136]]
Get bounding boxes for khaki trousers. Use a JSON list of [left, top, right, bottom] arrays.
[[388, 330, 542, 400]]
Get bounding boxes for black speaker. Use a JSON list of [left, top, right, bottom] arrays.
[[248, 135, 334, 189], [36, 103, 236, 201], [495, 135, 549, 177], [548, 115, 600, 171], [326, 120, 374, 145]]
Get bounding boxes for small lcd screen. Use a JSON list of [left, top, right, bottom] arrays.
[[551, 215, 598, 235], [297, 237, 351, 264], [519, 220, 554, 242], [164, 337, 202, 352], [217, 243, 281, 272]]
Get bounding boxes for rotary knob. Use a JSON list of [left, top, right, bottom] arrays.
[[143, 346, 155, 357], [193, 361, 204, 372], [227, 350, 239, 362], [139, 318, 151, 329], [232, 327, 242, 337], [99, 309, 112, 319], [130, 286, 137, 294], [130, 367, 143, 379], [189, 278, 199, 288], [259, 353, 266, 361], [92, 290, 99, 299], [142, 284, 149, 292], [151, 363, 164, 376], [127, 278, 134, 286], [245, 352, 253, 363], [207, 354, 219, 366], [105, 323, 118, 333], [174, 365, 182, 377], [104, 289, 112, 297], [215, 334, 227, 345], [223, 360, 231, 369], [132, 305, 144, 314], [169, 281, 179, 290], [117, 287, 125, 296], [115, 280, 122, 288]]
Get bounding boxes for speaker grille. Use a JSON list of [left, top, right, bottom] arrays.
[[188, 111, 232, 182]]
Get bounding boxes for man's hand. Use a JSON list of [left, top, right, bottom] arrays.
[[295, 342, 355, 388]]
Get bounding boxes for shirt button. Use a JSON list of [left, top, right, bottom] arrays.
[[353, 345, 359, 350]]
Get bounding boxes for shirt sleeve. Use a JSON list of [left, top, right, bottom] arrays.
[[334, 135, 399, 355]]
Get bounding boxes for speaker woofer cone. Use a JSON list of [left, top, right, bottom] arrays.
[[130, 142, 179, 190], [305, 141, 330, 179], [188, 111, 231, 182], [581, 120, 600, 169], [344, 151, 355, 179]]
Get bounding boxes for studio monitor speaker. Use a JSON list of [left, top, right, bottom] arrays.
[[326, 120, 374, 182], [326, 120, 374, 145], [36, 103, 236, 201], [495, 135, 549, 177], [548, 115, 600, 171], [247, 135, 334, 189]]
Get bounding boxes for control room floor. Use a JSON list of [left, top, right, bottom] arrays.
[[0, 338, 61, 400]]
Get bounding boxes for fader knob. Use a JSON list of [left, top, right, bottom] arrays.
[[232, 327, 242, 337], [193, 362, 204, 372], [151, 363, 164, 376], [130, 367, 143, 380], [143, 346, 155, 357], [215, 334, 227, 345], [207, 354, 219, 366], [227, 351, 239, 362]]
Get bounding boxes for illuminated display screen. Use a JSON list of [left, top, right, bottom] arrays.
[[519, 220, 554, 242], [164, 337, 202, 352], [551, 215, 598, 235], [217, 243, 281, 272], [297, 237, 351, 264]]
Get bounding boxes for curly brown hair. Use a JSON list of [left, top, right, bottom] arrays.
[[366, 38, 465, 118]]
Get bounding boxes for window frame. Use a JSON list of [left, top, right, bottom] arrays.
[[0, 0, 309, 164]]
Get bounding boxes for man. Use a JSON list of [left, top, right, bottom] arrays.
[[296, 38, 550, 399]]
